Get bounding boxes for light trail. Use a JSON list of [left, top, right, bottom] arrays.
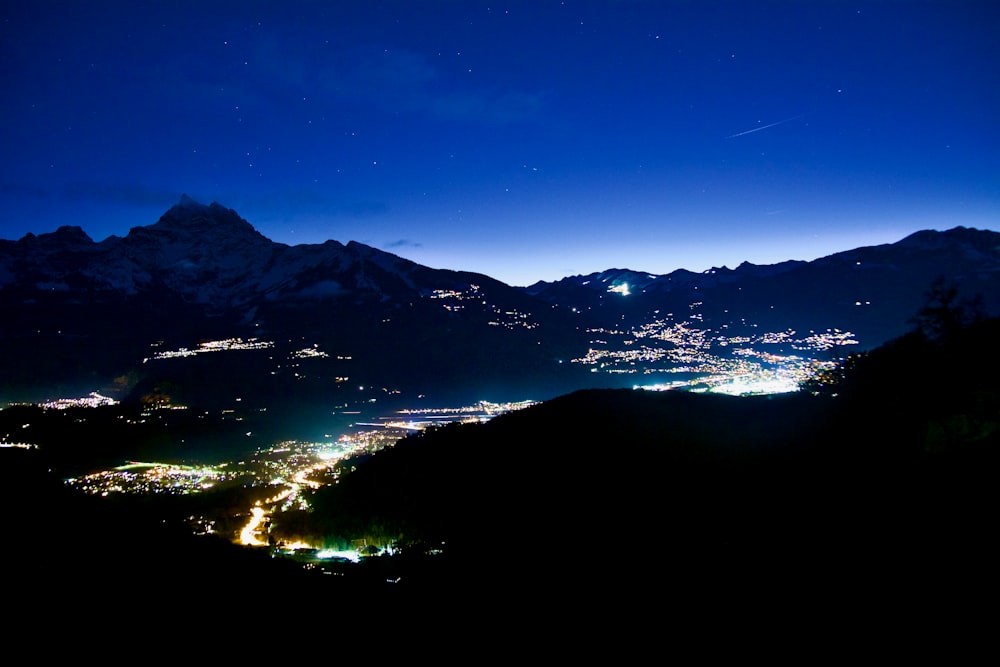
[[727, 114, 805, 138]]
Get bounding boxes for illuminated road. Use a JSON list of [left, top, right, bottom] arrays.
[[228, 403, 536, 548], [236, 458, 340, 545], [239, 505, 268, 546]]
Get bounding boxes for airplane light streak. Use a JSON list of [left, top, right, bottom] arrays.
[[727, 114, 805, 139]]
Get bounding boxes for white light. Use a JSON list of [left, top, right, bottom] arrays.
[[316, 549, 361, 563]]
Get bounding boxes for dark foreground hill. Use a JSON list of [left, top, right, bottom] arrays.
[[300, 316, 1000, 604]]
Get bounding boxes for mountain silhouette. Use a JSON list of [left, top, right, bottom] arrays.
[[1, 196, 998, 423]]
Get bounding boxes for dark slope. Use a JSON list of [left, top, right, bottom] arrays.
[[304, 317, 1000, 601], [1, 445, 404, 633]]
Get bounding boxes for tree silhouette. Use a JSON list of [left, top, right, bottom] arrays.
[[804, 277, 989, 397], [909, 276, 984, 343]]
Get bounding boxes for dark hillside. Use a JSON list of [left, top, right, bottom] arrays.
[[1, 446, 398, 634], [306, 317, 1000, 605]]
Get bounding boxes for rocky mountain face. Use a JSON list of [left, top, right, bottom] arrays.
[[0, 197, 591, 406], [3, 195, 425, 308], [2, 196, 998, 412]]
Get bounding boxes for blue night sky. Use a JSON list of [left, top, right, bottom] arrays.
[[2, 1, 997, 286]]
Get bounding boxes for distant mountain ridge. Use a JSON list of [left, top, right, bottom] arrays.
[[526, 225, 1000, 345], [2, 196, 999, 412], [3, 195, 435, 308]]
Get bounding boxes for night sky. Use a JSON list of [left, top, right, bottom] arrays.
[[2, 1, 997, 286]]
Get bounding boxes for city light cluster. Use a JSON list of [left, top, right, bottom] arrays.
[[66, 461, 231, 496], [291, 346, 329, 359], [430, 284, 540, 329], [397, 399, 536, 419], [37, 392, 119, 410], [573, 302, 854, 395], [144, 337, 275, 362], [0, 441, 38, 449]]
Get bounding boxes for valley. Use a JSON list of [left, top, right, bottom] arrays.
[[58, 398, 536, 571]]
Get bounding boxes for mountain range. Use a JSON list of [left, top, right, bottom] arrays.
[[2, 196, 998, 626], [2, 196, 998, 414]]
